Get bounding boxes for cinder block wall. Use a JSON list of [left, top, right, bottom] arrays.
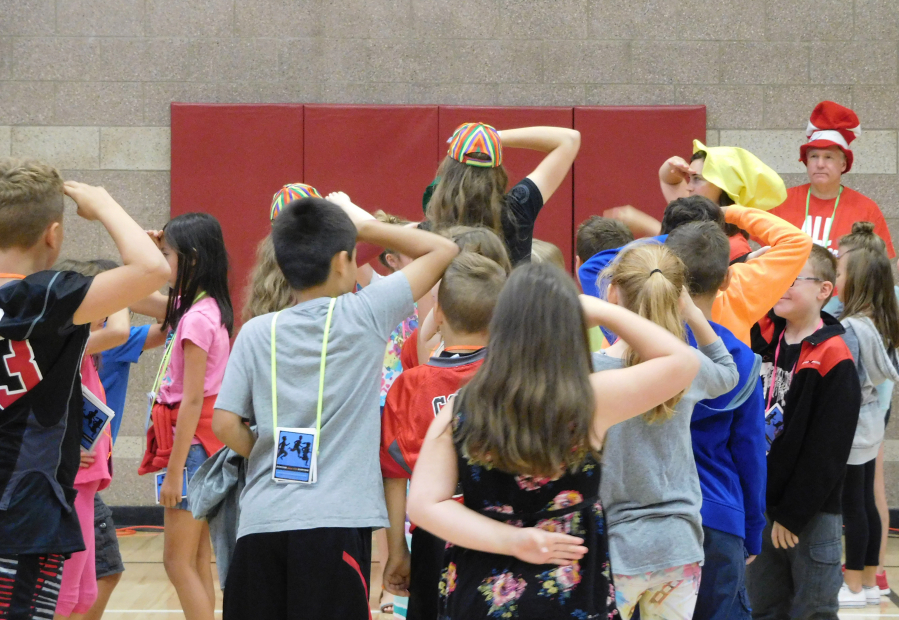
[[2, 0, 898, 507]]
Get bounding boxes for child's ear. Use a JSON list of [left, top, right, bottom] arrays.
[[575, 256, 582, 271], [607, 284, 620, 305], [719, 268, 733, 293], [819, 281, 834, 302], [45, 221, 63, 251], [434, 304, 445, 331]]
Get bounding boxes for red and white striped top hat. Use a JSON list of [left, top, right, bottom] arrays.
[[799, 101, 861, 172]]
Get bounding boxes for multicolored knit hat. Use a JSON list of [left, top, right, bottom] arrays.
[[270, 183, 322, 221], [447, 122, 503, 168]]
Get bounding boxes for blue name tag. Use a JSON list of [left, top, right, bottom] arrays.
[[272, 428, 317, 484], [81, 385, 115, 451], [765, 403, 785, 451], [155, 468, 189, 503]]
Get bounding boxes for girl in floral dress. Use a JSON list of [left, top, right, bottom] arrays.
[[408, 263, 701, 619]]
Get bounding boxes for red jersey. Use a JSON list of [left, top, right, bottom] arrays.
[[770, 184, 895, 258], [380, 349, 486, 479], [399, 327, 419, 371]]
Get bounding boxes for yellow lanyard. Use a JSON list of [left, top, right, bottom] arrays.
[[150, 292, 207, 396], [271, 298, 335, 456]]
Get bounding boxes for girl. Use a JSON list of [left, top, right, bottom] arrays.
[[530, 239, 566, 270], [407, 263, 702, 620], [427, 123, 580, 265], [139, 213, 233, 620], [595, 243, 738, 620], [835, 222, 899, 607]]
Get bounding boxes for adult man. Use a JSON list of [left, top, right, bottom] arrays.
[[770, 101, 894, 257]]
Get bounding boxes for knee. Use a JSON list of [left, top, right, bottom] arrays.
[[163, 551, 189, 578], [101, 571, 123, 587]]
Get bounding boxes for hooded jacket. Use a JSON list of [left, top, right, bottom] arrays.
[[751, 311, 861, 535]]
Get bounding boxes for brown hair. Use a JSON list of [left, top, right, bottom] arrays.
[[438, 252, 506, 334], [808, 244, 838, 303], [441, 225, 512, 274], [839, 222, 899, 349], [457, 263, 596, 478], [426, 157, 510, 235], [243, 234, 293, 321], [0, 158, 65, 249], [530, 239, 566, 270], [576, 216, 634, 263], [374, 210, 411, 270], [605, 243, 687, 422]]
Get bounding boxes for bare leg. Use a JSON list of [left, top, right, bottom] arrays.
[[875, 443, 889, 573], [81, 573, 122, 620], [195, 520, 216, 607], [163, 508, 215, 620]]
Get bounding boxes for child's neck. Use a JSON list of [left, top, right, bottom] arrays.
[[294, 281, 348, 305], [442, 329, 488, 352], [783, 310, 822, 345], [0, 248, 44, 281], [692, 293, 716, 322]]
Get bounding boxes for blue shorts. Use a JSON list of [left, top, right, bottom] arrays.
[[167, 444, 207, 511]]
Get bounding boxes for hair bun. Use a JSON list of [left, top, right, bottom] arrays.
[[851, 221, 876, 235]]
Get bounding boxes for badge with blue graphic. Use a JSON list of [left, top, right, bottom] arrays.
[[81, 385, 115, 451], [272, 427, 318, 484], [155, 468, 188, 504]]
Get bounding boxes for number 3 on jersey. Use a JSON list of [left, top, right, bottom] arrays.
[[0, 337, 43, 410]]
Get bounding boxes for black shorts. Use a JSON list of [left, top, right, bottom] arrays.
[[407, 527, 446, 620], [223, 527, 372, 620], [94, 494, 124, 578]]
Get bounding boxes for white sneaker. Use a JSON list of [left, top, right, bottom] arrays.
[[839, 583, 867, 608], [864, 585, 883, 605]]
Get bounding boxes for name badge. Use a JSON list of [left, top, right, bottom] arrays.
[[155, 468, 189, 504], [82, 385, 115, 451], [272, 427, 317, 484], [765, 403, 785, 451]]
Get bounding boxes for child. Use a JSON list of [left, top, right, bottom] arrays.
[[138, 212, 233, 620], [427, 123, 580, 265], [666, 222, 767, 620], [530, 239, 566, 270], [747, 244, 862, 619], [407, 263, 702, 620], [212, 195, 459, 619], [833, 223, 899, 607], [0, 159, 169, 619], [595, 243, 738, 620], [380, 252, 507, 620]]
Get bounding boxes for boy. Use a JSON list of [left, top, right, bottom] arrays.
[[747, 244, 862, 619], [212, 196, 459, 619], [667, 222, 767, 620], [380, 252, 506, 620], [0, 158, 169, 618], [575, 215, 634, 298]]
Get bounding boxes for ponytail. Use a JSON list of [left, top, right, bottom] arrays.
[[605, 243, 688, 422]]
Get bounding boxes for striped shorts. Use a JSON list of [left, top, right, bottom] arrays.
[[0, 554, 65, 619]]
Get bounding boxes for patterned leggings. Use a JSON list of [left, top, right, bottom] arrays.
[[0, 554, 65, 620], [615, 563, 702, 620]]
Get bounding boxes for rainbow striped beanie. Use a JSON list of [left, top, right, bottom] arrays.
[[270, 183, 322, 221], [447, 122, 503, 168]]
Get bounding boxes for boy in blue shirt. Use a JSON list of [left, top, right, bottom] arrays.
[[666, 221, 767, 620]]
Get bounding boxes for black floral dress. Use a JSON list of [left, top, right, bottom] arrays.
[[438, 413, 619, 620]]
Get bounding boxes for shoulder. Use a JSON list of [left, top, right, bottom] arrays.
[[507, 177, 543, 206], [843, 186, 883, 213], [180, 298, 223, 330], [800, 333, 855, 377], [751, 314, 777, 351]]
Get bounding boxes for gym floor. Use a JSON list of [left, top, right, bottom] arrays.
[[101, 530, 899, 619]]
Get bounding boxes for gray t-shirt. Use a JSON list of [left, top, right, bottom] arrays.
[[593, 338, 738, 575], [215, 272, 414, 539]]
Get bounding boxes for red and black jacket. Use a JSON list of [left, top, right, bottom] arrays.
[[751, 311, 861, 535]]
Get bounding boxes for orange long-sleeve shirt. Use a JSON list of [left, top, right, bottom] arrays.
[[713, 206, 813, 345]]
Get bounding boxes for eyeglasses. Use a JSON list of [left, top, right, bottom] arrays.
[[791, 276, 823, 287]]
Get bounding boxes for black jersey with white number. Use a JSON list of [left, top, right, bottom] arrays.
[[0, 270, 92, 554]]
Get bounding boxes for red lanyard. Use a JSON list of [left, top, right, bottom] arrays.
[[766, 321, 823, 410]]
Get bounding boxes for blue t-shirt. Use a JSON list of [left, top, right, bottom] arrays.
[[99, 325, 150, 443]]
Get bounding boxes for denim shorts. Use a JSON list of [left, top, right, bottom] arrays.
[[165, 443, 208, 511]]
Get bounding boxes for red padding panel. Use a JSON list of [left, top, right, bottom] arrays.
[[439, 106, 574, 269], [303, 105, 439, 224], [171, 104, 304, 326], [573, 106, 706, 227]]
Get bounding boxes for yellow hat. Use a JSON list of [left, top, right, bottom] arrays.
[[693, 140, 786, 211]]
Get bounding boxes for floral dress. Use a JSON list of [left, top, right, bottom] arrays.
[[440, 413, 619, 620]]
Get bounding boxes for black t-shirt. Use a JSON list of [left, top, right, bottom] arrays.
[[502, 178, 545, 265], [764, 339, 802, 412], [0, 270, 92, 554]]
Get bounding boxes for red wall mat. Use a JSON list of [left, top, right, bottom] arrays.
[[439, 106, 575, 269], [303, 105, 440, 223], [573, 106, 706, 228], [170, 104, 305, 326]]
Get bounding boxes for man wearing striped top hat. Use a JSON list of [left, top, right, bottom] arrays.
[[770, 101, 895, 258]]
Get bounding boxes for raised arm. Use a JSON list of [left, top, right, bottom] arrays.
[[65, 182, 170, 326], [581, 296, 699, 438], [659, 156, 692, 203], [130, 291, 169, 322], [499, 127, 580, 204], [85, 308, 130, 355]]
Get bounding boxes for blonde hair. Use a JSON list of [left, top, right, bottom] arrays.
[[605, 243, 687, 422], [243, 234, 293, 321], [530, 239, 565, 270], [373, 209, 411, 270], [0, 158, 65, 249], [440, 225, 512, 275]]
